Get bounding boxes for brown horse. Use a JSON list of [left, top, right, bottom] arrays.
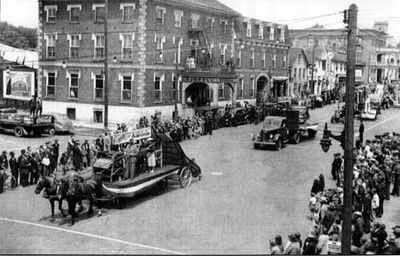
[[34, 176, 67, 222], [58, 177, 95, 225]]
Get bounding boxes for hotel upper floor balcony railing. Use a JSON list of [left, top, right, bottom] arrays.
[[183, 57, 236, 75]]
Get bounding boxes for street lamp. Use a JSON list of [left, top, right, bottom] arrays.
[[320, 122, 345, 152]]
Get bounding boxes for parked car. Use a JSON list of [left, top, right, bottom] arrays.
[[46, 113, 74, 134], [231, 107, 251, 126], [291, 105, 310, 124]]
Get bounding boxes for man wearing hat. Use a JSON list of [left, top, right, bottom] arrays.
[[124, 139, 140, 179], [0, 150, 8, 170], [331, 153, 342, 180], [18, 149, 31, 187], [9, 151, 18, 188]]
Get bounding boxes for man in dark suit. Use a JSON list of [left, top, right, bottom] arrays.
[[9, 151, 18, 188], [53, 139, 60, 171], [18, 150, 31, 187]]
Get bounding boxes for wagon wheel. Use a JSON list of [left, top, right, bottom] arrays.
[[179, 167, 192, 188]]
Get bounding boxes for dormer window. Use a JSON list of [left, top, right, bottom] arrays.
[[246, 22, 252, 37]]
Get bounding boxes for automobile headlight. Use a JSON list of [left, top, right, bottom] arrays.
[[270, 134, 274, 139]]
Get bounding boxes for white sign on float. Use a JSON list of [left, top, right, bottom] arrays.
[[3, 70, 35, 100], [327, 240, 341, 254]]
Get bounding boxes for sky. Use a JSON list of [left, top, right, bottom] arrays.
[[2, 0, 400, 43]]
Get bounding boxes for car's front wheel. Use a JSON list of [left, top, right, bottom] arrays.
[[275, 139, 283, 151]]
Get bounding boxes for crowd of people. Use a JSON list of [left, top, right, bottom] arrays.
[[0, 139, 60, 193], [269, 133, 400, 254]]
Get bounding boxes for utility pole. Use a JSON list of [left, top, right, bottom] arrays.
[[174, 40, 179, 121], [103, 0, 109, 131], [342, 4, 357, 255], [310, 37, 316, 95]]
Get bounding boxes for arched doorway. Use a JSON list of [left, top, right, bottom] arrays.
[[185, 82, 212, 107], [256, 76, 268, 105]]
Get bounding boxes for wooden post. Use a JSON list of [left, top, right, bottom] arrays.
[[342, 3, 357, 255]]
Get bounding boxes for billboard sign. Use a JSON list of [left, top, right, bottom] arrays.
[[3, 70, 35, 100]]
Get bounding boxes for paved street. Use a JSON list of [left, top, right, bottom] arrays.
[[1, 105, 400, 254]]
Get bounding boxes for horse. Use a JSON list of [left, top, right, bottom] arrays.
[[58, 177, 95, 225], [34, 176, 68, 222]]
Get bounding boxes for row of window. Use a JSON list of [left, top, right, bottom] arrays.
[[221, 77, 256, 99], [44, 3, 135, 24], [243, 21, 285, 42], [236, 49, 286, 69], [292, 67, 307, 80], [44, 71, 179, 103]]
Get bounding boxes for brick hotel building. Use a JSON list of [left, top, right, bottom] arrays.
[[38, 0, 290, 126]]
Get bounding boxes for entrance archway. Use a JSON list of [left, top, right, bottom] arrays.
[[185, 82, 212, 107], [256, 76, 268, 105]]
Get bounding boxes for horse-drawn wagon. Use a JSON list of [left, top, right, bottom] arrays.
[[92, 133, 202, 203]]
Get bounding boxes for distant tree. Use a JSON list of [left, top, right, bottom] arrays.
[[0, 22, 37, 50]]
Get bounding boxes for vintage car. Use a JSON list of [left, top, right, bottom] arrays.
[[92, 133, 202, 203], [45, 113, 74, 134], [360, 109, 377, 120], [222, 107, 251, 127], [253, 111, 318, 150], [291, 105, 310, 124]]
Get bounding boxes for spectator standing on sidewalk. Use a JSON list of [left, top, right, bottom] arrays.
[[359, 119, 364, 144]]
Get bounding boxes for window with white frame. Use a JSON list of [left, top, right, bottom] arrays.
[[272, 54, 276, 68], [262, 50, 266, 68], [269, 26, 275, 40], [120, 33, 134, 61], [190, 39, 199, 58], [238, 78, 244, 98], [191, 13, 200, 29], [220, 20, 227, 34], [246, 22, 252, 37], [121, 3, 135, 22], [207, 17, 215, 31], [121, 75, 133, 101], [155, 35, 165, 63], [93, 4, 105, 23], [174, 37, 183, 64], [218, 83, 224, 99], [68, 71, 80, 98], [68, 5, 81, 23], [46, 71, 56, 96], [44, 5, 57, 23], [174, 10, 183, 28], [45, 33, 57, 59], [154, 74, 163, 102], [93, 34, 105, 60], [258, 24, 264, 39], [94, 74, 104, 99], [156, 6, 166, 25], [236, 49, 241, 67], [219, 43, 226, 65], [280, 27, 285, 42], [250, 49, 255, 68], [250, 78, 255, 98], [68, 34, 80, 58], [172, 73, 179, 102]]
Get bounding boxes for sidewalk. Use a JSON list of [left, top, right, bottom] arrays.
[[376, 184, 400, 231]]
